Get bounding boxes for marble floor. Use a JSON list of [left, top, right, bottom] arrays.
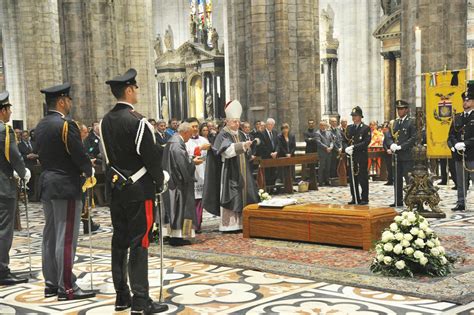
[[1, 181, 474, 314]]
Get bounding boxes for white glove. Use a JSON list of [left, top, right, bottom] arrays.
[[24, 168, 31, 184], [91, 166, 95, 177], [451, 147, 456, 152], [455, 142, 466, 151], [13, 170, 20, 180], [345, 145, 354, 156], [390, 143, 398, 152], [163, 170, 170, 185]]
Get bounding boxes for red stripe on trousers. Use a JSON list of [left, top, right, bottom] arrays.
[[142, 200, 153, 248], [63, 200, 75, 299]]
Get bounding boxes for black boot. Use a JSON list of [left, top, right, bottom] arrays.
[[0, 272, 28, 285], [131, 298, 168, 314], [83, 218, 100, 234], [115, 290, 132, 311]]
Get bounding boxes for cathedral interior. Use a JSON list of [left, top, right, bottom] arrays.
[[1, 0, 474, 314]]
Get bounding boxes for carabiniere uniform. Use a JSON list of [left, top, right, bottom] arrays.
[[35, 83, 94, 300], [448, 84, 474, 211], [387, 100, 416, 207], [343, 106, 371, 204], [100, 69, 165, 312], [0, 91, 28, 286]]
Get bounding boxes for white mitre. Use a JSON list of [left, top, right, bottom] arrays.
[[225, 100, 242, 119]]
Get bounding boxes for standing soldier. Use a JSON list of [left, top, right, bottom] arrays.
[[0, 91, 29, 286], [387, 100, 416, 207], [343, 106, 371, 205], [35, 83, 95, 300], [448, 82, 474, 211], [101, 69, 168, 313]]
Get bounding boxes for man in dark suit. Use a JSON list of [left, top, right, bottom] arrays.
[[315, 121, 334, 186], [18, 130, 39, 196], [155, 119, 169, 146], [0, 91, 29, 286], [382, 121, 394, 185], [343, 106, 371, 205], [83, 122, 102, 162], [257, 118, 279, 185], [101, 69, 167, 313], [35, 83, 95, 300], [448, 84, 474, 211], [386, 100, 416, 207], [329, 117, 342, 178]]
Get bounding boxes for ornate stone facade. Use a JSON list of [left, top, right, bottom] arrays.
[[225, 0, 320, 140]]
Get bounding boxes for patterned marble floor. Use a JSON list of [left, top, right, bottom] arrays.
[[1, 182, 474, 314]]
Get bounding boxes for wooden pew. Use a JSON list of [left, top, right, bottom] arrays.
[[256, 153, 319, 193]]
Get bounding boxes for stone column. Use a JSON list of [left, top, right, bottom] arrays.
[[393, 51, 402, 101], [322, 59, 331, 115], [0, 0, 63, 128], [330, 58, 338, 115], [382, 52, 394, 121], [401, 0, 466, 106]]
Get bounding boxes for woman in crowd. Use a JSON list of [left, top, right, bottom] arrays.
[[277, 123, 296, 181], [199, 123, 209, 140]]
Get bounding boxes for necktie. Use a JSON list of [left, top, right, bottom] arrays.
[[269, 131, 274, 149]]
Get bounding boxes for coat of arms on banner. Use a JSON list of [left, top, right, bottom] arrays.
[[433, 92, 454, 124]]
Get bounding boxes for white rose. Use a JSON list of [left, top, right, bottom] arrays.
[[419, 222, 429, 231], [401, 219, 410, 226], [404, 247, 414, 255], [262, 192, 269, 198], [377, 254, 385, 262], [393, 244, 403, 255], [410, 227, 419, 235], [402, 211, 408, 218], [407, 212, 417, 222], [395, 260, 406, 270], [383, 243, 394, 252], [418, 231, 426, 239], [381, 231, 394, 243], [258, 189, 264, 194], [426, 240, 434, 248], [414, 250, 424, 259], [434, 238, 441, 246], [440, 256, 447, 265], [375, 244, 383, 254], [395, 233, 404, 241], [404, 234, 413, 241], [414, 238, 425, 248], [401, 239, 410, 247], [437, 246, 445, 254], [390, 223, 399, 232], [430, 248, 440, 256], [383, 256, 392, 265], [425, 228, 434, 235], [394, 215, 403, 223], [420, 256, 428, 266]]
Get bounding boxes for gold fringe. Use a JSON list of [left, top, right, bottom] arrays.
[[62, 121, 70, 154]]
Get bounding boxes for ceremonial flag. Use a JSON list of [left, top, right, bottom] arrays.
[[425, 69, 465, 158]]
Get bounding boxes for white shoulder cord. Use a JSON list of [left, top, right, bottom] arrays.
[[135, 118, 157, 156], [99, 119, 110, 165]]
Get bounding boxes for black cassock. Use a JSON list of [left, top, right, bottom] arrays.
[[161, 134, 196, 238], [202, 127, 259, 231]]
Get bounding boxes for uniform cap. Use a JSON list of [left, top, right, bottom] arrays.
[[40, 83, 71, 101], [395, 100, 409, 108], [105, 68, 138, 86], [225, 100, 243, 119], [0, 91, 11, 109], [350, 106, 363, 118], [464, 80, 474, 101]]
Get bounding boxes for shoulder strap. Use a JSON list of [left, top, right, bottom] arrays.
[[99, 119, 110, 165]]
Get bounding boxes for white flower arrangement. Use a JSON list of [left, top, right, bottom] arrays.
[[370, 210, 454, 277], [258, 189, 272, 201]]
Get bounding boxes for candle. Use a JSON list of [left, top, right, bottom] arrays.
[[415, 26, 422, 108]]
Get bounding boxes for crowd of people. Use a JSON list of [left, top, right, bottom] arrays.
[[1, 68, 473, 314]]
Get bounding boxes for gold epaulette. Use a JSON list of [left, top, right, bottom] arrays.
[[4, 124, 10, 162], [61, 119, 79, 155]]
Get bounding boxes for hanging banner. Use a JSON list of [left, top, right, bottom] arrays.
[[425, 69, 465, 158]]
